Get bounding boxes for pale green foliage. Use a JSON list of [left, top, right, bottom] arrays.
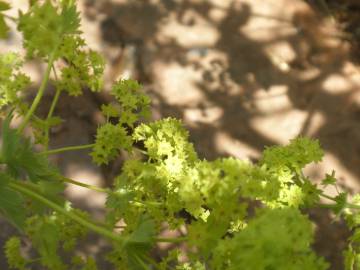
[[18, 0, 80, 59], [52, 206, 89, 251], [343, 196, 360, 270], [111, 79, 151, 127], [211, 208, 329, 270], [0, 1, 358, 270], [24, 208, 90, 270], [91, 123, 132, 165], [56, 36, 105, 95], [25, 215, 65, 270], [260, 137, 324, 209], [0, 1, 11, 38], [133, 117, 197, 163], [261, 137, 324, 173], [4, 237, 28, 270], [107, 118, 329, 269], [91, 79, 150, 165], [0, 53, 30, 108], [176, 262, 206, 270], [72, 256, 98, 270]]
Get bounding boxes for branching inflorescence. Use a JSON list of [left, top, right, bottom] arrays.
[[0, 1, 359, 269]]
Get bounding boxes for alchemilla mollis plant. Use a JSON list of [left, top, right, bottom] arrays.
[[0, 1, 360, 269]]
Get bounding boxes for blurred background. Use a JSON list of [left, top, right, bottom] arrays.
[[1, 0, 360, 269]]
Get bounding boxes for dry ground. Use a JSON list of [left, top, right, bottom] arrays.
[[1, 0, 360, 269]]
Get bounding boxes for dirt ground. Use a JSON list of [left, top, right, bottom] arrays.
[[1, 0, 360, 269]]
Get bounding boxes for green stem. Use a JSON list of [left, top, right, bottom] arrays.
[[320, 193, 360, 210], [346, 203, 360, 210], [60, 176, 110, 193], [47, 84, 61, 121], [320, 193, 337, 202], [3, 14, 17, 22], [134, 255, 151, 270], [18, 52, 57, 133], [318, 203, 337, 209], [44, 66, 62, 150], [131, 200, 162, 207], [57, 177, 161, 208], [155, 236, 187, 243], [40, 144, 94, 155], [8, 181, 124, 243]]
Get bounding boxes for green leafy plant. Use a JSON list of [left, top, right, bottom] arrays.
[[0, 1, 359, 269]]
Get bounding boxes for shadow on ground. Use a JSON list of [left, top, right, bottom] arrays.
[[1, 0, 360, 269], [80, 1, 360, 269]]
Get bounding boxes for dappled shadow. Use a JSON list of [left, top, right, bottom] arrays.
[[83, 0, 360, 179], [1, 0, 358, 269], [79, 0, 360, 268]]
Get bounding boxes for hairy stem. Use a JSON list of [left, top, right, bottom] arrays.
[[320, 193, 337, 202], [44, 65, 62, 150], [18, 52, 57, 133], [155, 236, 187, 243], [60, 176, 110, 193], [9, 181, 180, 246], [46, 67, 61, 120], [320, 193, 360, 210], [3, 14, 17, 22], [40, 143, 94, 155], [8, 181, 124, 243]]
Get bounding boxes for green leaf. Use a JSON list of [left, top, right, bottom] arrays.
[[26, 216, 65, 269], [334, 192, 348, 215], [18, 0, 81, 58], [1, 114, 59, 182], [261, 137, 324, 172], [4, 237, 29, 270], [105, 187, 135, 226], [0, 175, 26, 229], [128, 215, 156, 244], [321, 170, 337, 187], [59, 2, 81, 35], [211, 208, 329, 270], [111, 79, 151, 127], [24, 180, 65, 214], [0, 15, 9, 38], [107, 215, 156, 269], [0, 1, 10, 11], [101, 103, 120, 118], [91, 123, 133, 165], [0, 53, 31, 108]]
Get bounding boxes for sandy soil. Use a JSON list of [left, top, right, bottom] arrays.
[[1, 0, 360, 269]]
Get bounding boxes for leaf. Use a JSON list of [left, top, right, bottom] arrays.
[[0, 53, 30, 108], [0, 174, 26, 229], [4, 237, 29, 270], [101, 103, 120, 118], [261, 137, 324, 172], [321, 170, 337, 187], [1, 113, 19, 162], [60, 1, 81, 35], [0, 1, 10, 11], [108, 215, 156, 270], [105, 188, 135, 225], [112, 216, 156, 269], [18, 0, 81, 58], [211, 208, 329, 270], [26, 216, 64, 269], [128, 215, 156, 244], [91, 123, 133, 165], [1, 114, 59, 182], [333, 192, 348, 215], [25, 180, 65, 214], [0, 15, 9, 38]]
